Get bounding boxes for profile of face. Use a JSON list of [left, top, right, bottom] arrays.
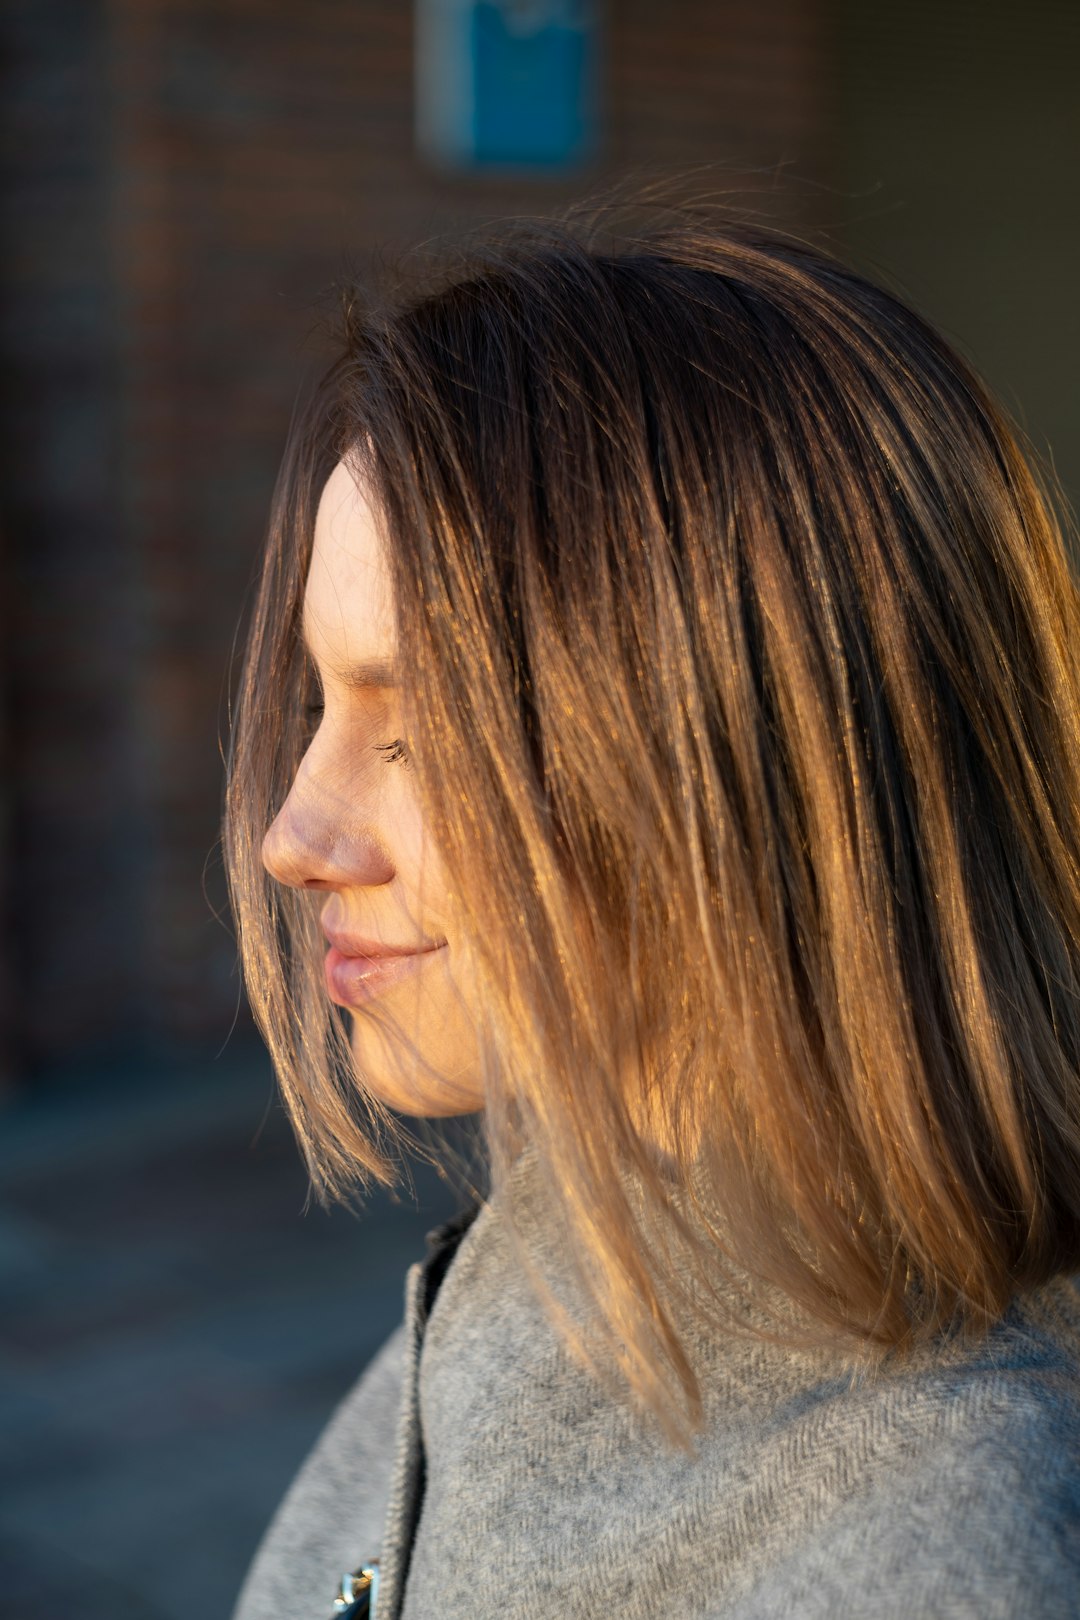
[[261, 458, 486, 1118]]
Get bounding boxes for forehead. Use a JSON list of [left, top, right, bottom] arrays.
[[303, 458, 395, 662]]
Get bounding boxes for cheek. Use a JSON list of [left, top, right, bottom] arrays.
[[395, 794, 451, 906]]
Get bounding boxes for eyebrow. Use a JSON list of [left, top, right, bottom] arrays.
[[301, 620, 400, 691]]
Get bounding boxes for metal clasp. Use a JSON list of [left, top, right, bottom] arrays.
[[330, 1558, 380, 1618]]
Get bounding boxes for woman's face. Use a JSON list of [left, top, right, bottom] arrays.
[[261, 457, 486, 1118]]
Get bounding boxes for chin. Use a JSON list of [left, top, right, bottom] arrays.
[[375, 1084, 484, 1119], [347, 1006, 484, 1117], [354, 1052, 484, 1117]]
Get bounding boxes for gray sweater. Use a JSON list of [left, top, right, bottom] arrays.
[[231, 1144, 1080, 1619]]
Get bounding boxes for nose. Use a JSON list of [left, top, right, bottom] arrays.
[[261, 787, 396, 891]]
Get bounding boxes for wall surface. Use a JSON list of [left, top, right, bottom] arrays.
[[2, 0, 828, 1080], [5, 0, 1076, 1079], [835, 0, 1079, 531]]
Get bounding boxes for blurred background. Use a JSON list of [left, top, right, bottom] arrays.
[[1, 1, 1076, 1614]]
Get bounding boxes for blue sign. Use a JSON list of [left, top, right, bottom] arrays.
[[416, 0, 599, 171]]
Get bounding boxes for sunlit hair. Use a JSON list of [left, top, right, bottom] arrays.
[[223, 204, 1080, 1450]]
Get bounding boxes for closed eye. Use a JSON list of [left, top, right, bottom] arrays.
[[301, 701, 409, 769]]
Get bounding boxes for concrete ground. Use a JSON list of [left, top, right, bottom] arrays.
[[0, 1051, 481, 1619]]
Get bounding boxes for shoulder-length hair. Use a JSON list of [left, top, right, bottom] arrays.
[[224, 208, 1080, 1449]]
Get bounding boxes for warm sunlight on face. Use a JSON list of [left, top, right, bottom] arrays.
[[260, 457, 486, 1118]]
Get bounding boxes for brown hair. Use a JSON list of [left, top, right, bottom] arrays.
[[223, 205, 1080, 1449]]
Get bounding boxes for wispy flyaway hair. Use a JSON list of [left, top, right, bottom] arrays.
[[224, 205, 1080, 1449]]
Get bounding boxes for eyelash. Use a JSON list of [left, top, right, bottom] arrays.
[[375, 737, 411, 767], [302, 702, 411, 768]]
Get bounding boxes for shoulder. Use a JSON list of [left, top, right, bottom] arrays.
[[729, 1276, 1080, 1620]]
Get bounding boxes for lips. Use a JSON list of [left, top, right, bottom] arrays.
[[323, 942, 446, 1007]]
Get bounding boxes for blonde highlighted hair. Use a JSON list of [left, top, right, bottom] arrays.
[[224, 206, 1080, 1449]]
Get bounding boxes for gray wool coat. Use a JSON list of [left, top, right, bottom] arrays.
[[231, 1145, 1080, 1620]]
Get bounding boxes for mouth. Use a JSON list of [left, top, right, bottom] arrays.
[[323, 943, 446, 1007]]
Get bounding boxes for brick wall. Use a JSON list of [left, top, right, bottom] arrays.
[[3, 1, 139, 1080], [2, 0, 828, 1079]]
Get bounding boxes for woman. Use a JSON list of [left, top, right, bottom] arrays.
[[224, 210, 1080, 1619]]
